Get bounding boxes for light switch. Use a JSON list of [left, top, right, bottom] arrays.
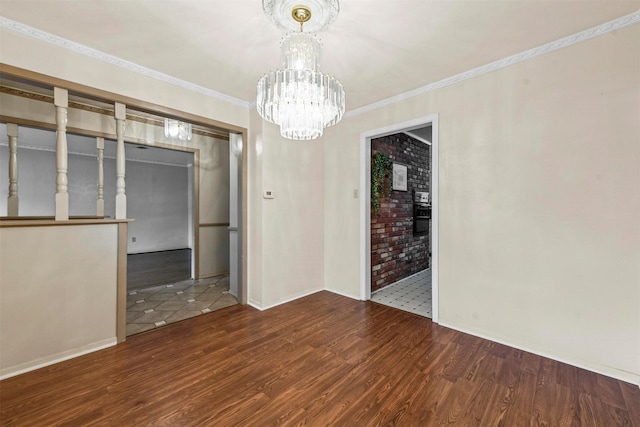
[[263, 190, 275, 199], [353, 189, 359, 198]]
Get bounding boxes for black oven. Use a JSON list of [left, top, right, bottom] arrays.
[[413, 204, 431, 236]]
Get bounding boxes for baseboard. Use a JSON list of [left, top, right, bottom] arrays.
[[325, 288, 361, 301], [248, 288, 324, 311], [127, 248, 191, 256], [438, 320, 640, 387], [248, 299, 265, 311], [198, 271, 229, 280], [0, 337, 117, 380]]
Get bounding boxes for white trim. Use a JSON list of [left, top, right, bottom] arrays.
[[248, 288, 324, 311], [247, 299, 264, 310], [326, 288, 361, 301], [345, 11, 640, 119], [249, 288, 358, 311], [404, 131, 431, 146], [360, 130, 370, 301], [0, 17, 251, 109], [0, 337, 117, 380], [360, 114, 439, 323], [438, 320, 640, 388], [431, 118, 439, 322], [250, 290, 361, 310]]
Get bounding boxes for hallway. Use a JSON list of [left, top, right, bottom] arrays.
[[127, 249, 192, 292]]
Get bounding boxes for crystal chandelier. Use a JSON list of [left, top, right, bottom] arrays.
[[257, 0, 345, 140], [164, 118, 192, 141]]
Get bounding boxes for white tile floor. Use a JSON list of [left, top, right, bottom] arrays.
[[371, 268, 432, 318]]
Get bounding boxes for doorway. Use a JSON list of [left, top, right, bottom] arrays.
[[360, 114, 439, 322], [124, 142, 195, 291]]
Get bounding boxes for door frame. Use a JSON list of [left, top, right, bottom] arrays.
[[123, 140, 199, 279], [360, 114, 440, 323]]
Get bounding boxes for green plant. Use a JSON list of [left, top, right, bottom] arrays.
[[371, 151, 393, 214]]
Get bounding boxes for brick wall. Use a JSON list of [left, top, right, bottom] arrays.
[[371, 132, 430, 292]]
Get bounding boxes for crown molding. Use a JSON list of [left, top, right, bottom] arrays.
[[2, 11, 638, 120], [0, 17, 251, 110], [345, 11, 640, 119]]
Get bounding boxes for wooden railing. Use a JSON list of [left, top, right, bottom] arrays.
[[3, 90, 129, 220]]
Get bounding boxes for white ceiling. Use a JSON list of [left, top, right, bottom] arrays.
[[0, 1, 638, 113]]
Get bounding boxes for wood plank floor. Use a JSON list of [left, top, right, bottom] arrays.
[[1, 291, 638, 426], [127, 249, 191, 291]]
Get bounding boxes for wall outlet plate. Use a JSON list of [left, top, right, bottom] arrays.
[[263, 190, 274, 199]]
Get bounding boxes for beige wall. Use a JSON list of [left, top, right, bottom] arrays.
[[0, 224, 118, 378], [247, 110, 264, 306], [247, 110, 325, 309], [199, 226, 230, 278], [324, 26, 640, 384], [198, 135, 231, 277]]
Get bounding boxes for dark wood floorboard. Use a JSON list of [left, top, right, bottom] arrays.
[[1, 291, 638, 426], [127, 248, 191, 291]]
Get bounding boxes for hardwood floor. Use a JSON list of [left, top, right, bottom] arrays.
[[1, 291, 638, 426], [127, 249, 191, 291]]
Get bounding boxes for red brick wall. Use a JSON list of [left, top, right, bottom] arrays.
[[371, 132, 430, 292]]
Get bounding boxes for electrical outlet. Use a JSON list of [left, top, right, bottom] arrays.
[[132, 237, 137, 243]]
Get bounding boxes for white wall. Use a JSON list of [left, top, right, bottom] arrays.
[[324, 26, 640, 384], [0, 139, 118, 218], [0, 146, 56, 216], [126, 160, 189, 253]]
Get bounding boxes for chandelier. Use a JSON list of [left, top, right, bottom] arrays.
[[257, 0, 345, 140], [164, 118, 192, 141]]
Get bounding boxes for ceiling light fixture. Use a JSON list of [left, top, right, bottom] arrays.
[[257, 0, 345, 140], [164, 118, 192, 141]]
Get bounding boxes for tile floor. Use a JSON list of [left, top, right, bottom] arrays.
[[371, 268, 432, 318], [126, 274, 238, 336]]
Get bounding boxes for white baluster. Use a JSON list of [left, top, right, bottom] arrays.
[[96, 137, 104, 217], [54, 87, 69, 220], [115, 102, 126, 219], [6, 123, 18, 216]]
